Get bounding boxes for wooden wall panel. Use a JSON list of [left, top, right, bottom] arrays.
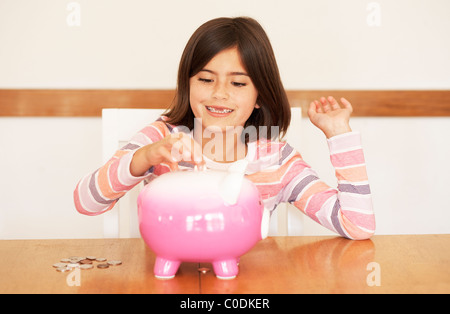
[[0, 89, 176, 117], [0, 89, 449, 117], [286, 90, 450, 117]]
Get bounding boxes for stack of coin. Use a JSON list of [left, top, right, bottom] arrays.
[[52, 256, 122, 272]]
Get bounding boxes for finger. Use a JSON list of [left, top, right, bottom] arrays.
[[327, 96, 340, 110], [165, 132, 187, 160], [182, 144, 191, 162], [168, 162, 179, 172], [179, 136, 203, 164], [308, 102, 316, 117], [177, 136, 190, 161], [314, 100, 324, 113], [169, 140, 183, 162], [159, 147, 180, 171], [163, 132, 183, 148], [191, 139, 204, 164], [340, 97, 353, 113], [320, 97, 331, 113]]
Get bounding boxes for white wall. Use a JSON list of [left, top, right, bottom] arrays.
[[1, 0, 449, 239], [287, 117, 450, 236], [0, 117, 105, 239], [1, 0, 449, 89]]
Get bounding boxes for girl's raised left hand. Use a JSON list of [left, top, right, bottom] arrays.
[[308, 96, 353, 138]]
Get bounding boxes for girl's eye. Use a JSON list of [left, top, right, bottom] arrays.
[[232, 82, 247, 87], [198, 78, 213, 83]]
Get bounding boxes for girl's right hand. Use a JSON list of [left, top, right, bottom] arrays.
[[130, 132, 204, 177]]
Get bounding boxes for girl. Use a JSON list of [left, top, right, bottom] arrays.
[[74, 17, 375, 240]]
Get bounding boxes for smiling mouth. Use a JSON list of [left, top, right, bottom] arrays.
[[205, 106, 234, 114]]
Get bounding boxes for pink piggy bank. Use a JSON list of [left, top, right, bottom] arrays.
[[137, 160, 270, 279]]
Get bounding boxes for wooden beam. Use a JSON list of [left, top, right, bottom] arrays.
[[286, 90, 450, 117], [1, 89, 449, 117], [0, 89, 176, 117]]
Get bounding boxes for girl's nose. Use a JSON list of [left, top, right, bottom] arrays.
[[212, 82, 229, 100]]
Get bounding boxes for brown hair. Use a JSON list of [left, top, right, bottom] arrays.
[[164, 17, 291, 140]]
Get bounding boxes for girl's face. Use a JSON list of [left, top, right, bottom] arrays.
[[189, 47, 259, 132]]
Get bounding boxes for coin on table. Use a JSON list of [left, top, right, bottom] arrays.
[[80, 259, 93, 264], [60, 258, 71, 263], [96, 257, 107, 262], [69, 256, 84, 260], [80, 264, 93, 270], [107, 260, 122, 266], [53, 263, 67, 268], [86, 256, 96, 260], [198, 267, 210, 274], [56, 266, 70, 272], [97, 263, 109, 269]]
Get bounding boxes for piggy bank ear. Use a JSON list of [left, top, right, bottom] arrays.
[[219, 159, 249, 205]]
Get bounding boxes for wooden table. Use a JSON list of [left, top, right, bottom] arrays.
[[0, 235, 449, 294]]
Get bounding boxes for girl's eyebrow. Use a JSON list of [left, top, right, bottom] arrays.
[[200, 69, 249, 76]]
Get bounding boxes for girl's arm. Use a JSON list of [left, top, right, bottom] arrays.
[[74, 119, 204, 216], [284, 132, 375, 240], [289, 97, 374, 239], [73, 119, 170, 216]]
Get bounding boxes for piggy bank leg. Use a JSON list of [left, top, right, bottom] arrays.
[[154, 257, 181, 279], [212, 259, 239, 279]]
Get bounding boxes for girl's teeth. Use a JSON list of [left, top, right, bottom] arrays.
[[206, 106, 233, 113]]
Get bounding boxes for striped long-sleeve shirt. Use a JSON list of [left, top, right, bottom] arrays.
[[74, 117, 375, 240]]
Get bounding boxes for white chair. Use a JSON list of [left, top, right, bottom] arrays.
[[101, 107, 302, 238], [102, 108, 166, 238]]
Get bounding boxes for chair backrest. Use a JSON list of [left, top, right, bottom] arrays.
[[102, 108, 166, 238], [101, 107, 302, 238]]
